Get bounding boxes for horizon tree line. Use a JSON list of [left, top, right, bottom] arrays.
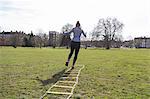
[[0, 17, 124, 49]]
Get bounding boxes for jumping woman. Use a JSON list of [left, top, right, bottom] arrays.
[[64, 21, 86, 69]]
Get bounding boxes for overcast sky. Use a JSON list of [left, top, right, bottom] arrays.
[[0, 0, 150, 40]]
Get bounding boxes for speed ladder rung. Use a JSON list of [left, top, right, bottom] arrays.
[[65, 72, 78, 74], [53, 85, 73, 88], [47, 91, 72, 95], [58, 81, 76, 83], [61, 77, 77, 79]]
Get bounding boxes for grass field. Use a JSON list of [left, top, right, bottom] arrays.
[[0, 47, 150, 99]]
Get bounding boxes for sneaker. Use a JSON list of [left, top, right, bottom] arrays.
[[71, 66, 74, 69], [65, 62, 69, 66]]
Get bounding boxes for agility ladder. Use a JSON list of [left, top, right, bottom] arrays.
[[40, 65, 85, 99]]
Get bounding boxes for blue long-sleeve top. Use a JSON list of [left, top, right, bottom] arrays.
[[64, 27, 86, 42]]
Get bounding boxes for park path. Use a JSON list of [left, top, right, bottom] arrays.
[[40, 65, 85, 99]]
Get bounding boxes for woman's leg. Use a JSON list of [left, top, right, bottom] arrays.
[[68, 46, 74, 61], [66, 42, 75, 66], [72, 44, 80, 68]]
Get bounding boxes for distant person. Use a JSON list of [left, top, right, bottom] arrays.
[[63, 21, 86, 69]]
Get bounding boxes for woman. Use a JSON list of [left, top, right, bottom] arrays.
[[64, 21, 86, 69]]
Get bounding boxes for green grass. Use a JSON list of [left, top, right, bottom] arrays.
[[0, 47, 150, 99]]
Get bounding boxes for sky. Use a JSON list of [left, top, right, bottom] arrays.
[[0, 0, 150, 40]]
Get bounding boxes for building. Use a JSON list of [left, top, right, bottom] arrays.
[[134, 37, 150, 48], [0, 31, 26, 46], [81, 40, 123, 48], [49, 31, 63, 47], [122, 40, 134, 48]]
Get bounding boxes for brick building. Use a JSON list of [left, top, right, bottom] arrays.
[[0, 31, 26, 46], [134, 37, 150, 48]]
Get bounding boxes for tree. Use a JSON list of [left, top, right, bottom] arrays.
[[92, 17, 124, 49], [37, 29, 49, 48], [61, 23, 73, 48], [37, 33, 49, 47], [61, 23, 73, 33], [23, 37, 29, 47], [23, 31, 35, 47], [34, 35, 42, 48], [11, 33, 18, 48], [43, 34, 49, 47], [29, 31, 35, 47]]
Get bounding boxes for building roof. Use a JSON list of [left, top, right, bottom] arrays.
[[134, 37, 150, 39], [0, 31, 25, 34]]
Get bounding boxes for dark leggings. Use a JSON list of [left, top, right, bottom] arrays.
[[68, 41, 80, 65]]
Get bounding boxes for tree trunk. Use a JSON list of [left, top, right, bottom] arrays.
[[105, 35, 110, 49], [106, 41, 110, 49]]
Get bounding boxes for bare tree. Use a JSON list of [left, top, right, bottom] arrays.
[[34, 35, 42, 48], [37, 33, 44, 48], [92, 17, 124, 49], [11, 33, 18, 48], [42, 33, 49, 47], [37, 29, 48, 48], [61, 23, 73, 33], [29, 31, 36, 47], [61, 23, 73, 48]]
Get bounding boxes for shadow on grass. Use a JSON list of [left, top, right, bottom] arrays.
[[36, 68, 72, 86]]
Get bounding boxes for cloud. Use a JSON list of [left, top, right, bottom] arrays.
[[0, 0, 36, 16], [0, 0, 22, 12], [0, 0, 150, 39]]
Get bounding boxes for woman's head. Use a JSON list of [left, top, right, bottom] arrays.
[[76, 21, 80, 27]]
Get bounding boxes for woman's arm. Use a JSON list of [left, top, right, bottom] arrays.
[[82, 30, 86, 37], [63, 28, 74, 35]]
